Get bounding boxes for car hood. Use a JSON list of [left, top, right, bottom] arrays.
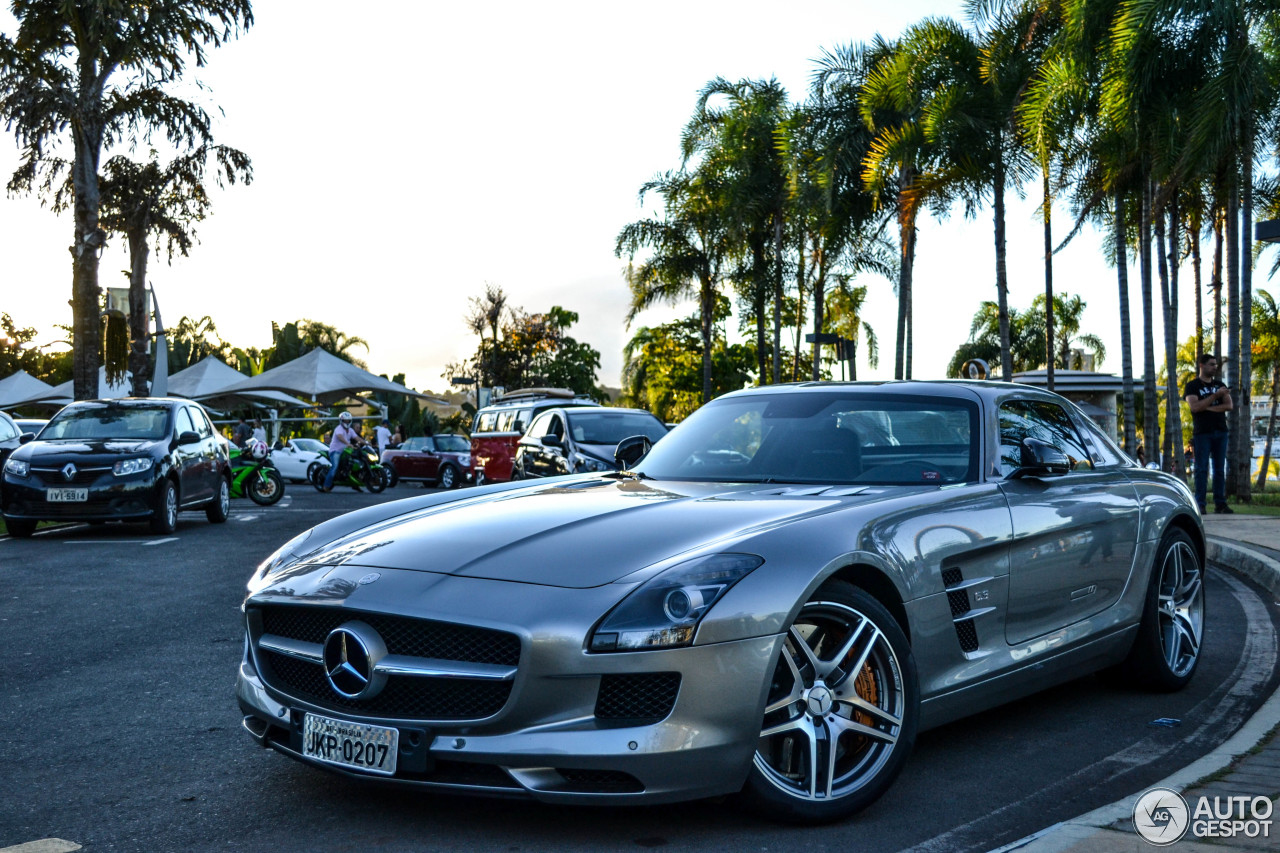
[[289, 478, 878, 588], [15, 438, 163, 463]]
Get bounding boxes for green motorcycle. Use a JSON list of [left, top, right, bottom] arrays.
[[229, 443, 286, 505], [309, 442, 387, 493]]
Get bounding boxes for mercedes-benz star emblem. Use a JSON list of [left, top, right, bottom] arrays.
[[61, 463, 77, 481], [322, 621, 388, 700]]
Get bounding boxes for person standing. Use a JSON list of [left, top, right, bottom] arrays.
[[1183, 353, 1234, 514], [375, 419, 393, 456], [322, 411, 363, 492], [251, 418, 267, 445], [231, 416, 252, 448]]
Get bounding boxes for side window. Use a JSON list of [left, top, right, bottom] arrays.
[[496, 411, 515, 433], [475, 412, 496, 433], [526, 413, 553, 439], [1072, 409, 1128, 468], [190, 407, 214, 438], [422, 437, 435, 453], [174, 407, 195, 438], [548, 415, 565, 440], [0, 416, 17, 441], [514, 408, 533, 434], [999, 400, 1093, 477]]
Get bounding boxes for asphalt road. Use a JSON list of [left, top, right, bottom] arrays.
[[1, 485, 1277, 853]]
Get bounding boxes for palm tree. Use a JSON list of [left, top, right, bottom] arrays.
[[0, 0, 254, 400], [617, 167, 733, 404], [1252, 290, 1280, 490], [95, 145, 252, 395], [682, 78, 789, 385], [824, 279, 879, 379]]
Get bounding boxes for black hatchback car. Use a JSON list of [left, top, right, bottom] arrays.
[[513, 406, 669, 478], [1, 398, 232, 538]]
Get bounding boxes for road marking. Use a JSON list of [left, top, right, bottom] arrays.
[[278, 495, 293, 508], [143, 537, 178, 546], [235, 514, 259, 522], [0, 840, 82, 853]]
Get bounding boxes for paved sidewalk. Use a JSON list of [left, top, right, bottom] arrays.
[[995, 514, 1280, 852]]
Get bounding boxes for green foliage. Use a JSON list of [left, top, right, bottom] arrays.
[[620, 308, 755, 423], [0, 313, 70, 386], [946, 293, 1104, 378]]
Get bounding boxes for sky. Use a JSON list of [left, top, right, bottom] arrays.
[[0, 0, 1225, 397]]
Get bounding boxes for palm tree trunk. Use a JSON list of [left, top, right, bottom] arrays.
[[1142, 179, 1159, 466], [1158, 195, 1185, 476], [1042, 169, 1055, 392], [127, 230, 152, 397], [904, 215, 916, 382], [1257, 363, 1279, 491], [894, 172, 913, 381], [71, 127, 105, 402], [773, 216, 783, 386], [1192, 217, 1203, 365], [1225, 183, 1240, 496], [994, 159, 1013, 382], [1238, 129, 1254, 503], [700, 276, 714, 404], [1213, 207, 1224, 357], [1116, 188, 1137, 455]]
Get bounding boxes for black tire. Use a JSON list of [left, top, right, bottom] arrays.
[[6, 518, 36, 538], [1101, 528, 1204, 692], [150, 479, 178, 534], [438, 464, 458, 490], [366, 466, 387, 494], [742, 581, 919, 824], [385, 465, 399, 488], [310, 462, 329, 492], [206, 476, 231, 523], [248, 468, 285, 506]]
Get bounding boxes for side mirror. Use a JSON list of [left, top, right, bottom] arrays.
[[18, 433, 33, 444], [614, 434, 652, 469], [513, 420, 525, 434], [1011, 437, 1070, 478], [177, 430, 201, 446], [540, 435, 563, 449]]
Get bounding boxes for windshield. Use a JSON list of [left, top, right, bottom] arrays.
[[293, 438, 327, 454], [637, 392, 978, 485], [567, 411, 667, 445], [43, 405, 172, 441], [435, 435, 470, 452]]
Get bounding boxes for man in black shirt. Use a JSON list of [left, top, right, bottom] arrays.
[[1183, 353, 1233, 514]]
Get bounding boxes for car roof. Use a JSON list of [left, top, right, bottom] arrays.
[[715, 379, 1071, 407]]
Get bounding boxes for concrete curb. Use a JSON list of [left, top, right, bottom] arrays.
[[989, 534, 1280, 853]]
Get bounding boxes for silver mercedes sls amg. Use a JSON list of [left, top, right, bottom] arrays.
[[237, 381, 1205, 823]]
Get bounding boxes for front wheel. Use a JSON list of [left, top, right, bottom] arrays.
[[385, 465, 399, 488], [309, 462, 329, 492], [5, 518, 36, 538], [1103, 528, 1204, 691], [438, 464, 458, 490], [248, 468, 285, 506], [206, 477, 231, 522], [150, 479, 178, 534], [743, 581, 919, 824]]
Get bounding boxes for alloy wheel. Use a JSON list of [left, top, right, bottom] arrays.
[[1157, 540, 1203, 678], [754, 600, 906, 803]]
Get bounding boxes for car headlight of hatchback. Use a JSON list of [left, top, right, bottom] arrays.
[[589, 553, 763, 652], [573, 452, 609, 473], [3, 457, 29, 478], [113, 457, 154, 476]]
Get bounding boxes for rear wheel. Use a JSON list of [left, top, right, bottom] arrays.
[[743, 581, 918, 824], [1102, 528, 1204, 691], [206, 477, 231, 522], [150, 479, 178, 534], [248, 468, 285, 506], [5, 518, 36, 538], [366, 465, 387, 494]]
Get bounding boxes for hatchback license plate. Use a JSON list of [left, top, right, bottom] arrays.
[[46, 488, 88, 502], [302, 713, 398, 776]]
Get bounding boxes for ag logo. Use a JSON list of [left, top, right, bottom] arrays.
[[1133, 787, 1190, 845]]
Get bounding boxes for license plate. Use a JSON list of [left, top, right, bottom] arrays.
[[46, 488, 88, 502], [302, 713, 398, 776]]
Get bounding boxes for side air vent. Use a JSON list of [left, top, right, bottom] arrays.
[[942, 567, 980, 653]]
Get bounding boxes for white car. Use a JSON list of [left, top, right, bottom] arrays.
[[270, 437, 329, 482]]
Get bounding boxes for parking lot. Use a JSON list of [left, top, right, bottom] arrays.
[[2, 485, 1277, 853]]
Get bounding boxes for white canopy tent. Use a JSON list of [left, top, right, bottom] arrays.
[[219, 348, 445, 405], [5, 367, 131, 409], [0, 370, 57, 410], [167, 356, 310, 410]]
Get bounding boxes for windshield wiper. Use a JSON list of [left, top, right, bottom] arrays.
[[603, 469, 653, 481]]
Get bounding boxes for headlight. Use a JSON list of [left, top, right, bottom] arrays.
[[4, 457, 29, 478], [461, 455, 471, 467], [112, 457, 154, 476], [589, 553, 763, 652], [573, 453, 609, 473]]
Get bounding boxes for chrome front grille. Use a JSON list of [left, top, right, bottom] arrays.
[[251, 605, 521, 721]]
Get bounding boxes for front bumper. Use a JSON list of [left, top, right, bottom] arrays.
[[2, 470, 159, 522], [237, 568, 781, 804]]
